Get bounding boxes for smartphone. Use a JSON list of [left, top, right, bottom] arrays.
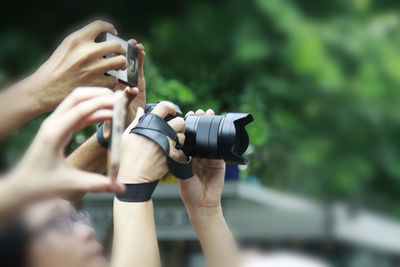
[[96, 32, 138, 87], [108, 91, 127, 182]]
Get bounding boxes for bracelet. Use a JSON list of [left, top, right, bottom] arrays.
[[116, 180, 160, 202], [96, 122, 109, 148]]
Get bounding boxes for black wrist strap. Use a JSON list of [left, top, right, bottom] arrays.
[[130, 113, 193, 179], [116, 180, 159, 202], [96, 122, 109, 148]]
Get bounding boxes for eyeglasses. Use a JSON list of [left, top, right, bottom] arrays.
[[33, 210, 91, 235]]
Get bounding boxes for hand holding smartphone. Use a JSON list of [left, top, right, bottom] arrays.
[[96, 32, 139, 87]]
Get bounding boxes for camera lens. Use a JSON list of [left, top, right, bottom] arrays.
[[183, 113, 253, 164]]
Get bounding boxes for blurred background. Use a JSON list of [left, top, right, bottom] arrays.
[[2, 0, 400, 266]]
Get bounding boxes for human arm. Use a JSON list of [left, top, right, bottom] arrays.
[[111, 102, 186, 267], [179, 109, 240, 267], [0, 87, 125, 224], [0, 20, 127, 140]]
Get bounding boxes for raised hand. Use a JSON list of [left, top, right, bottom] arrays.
[[33, 20, 128, 111], [179, 109, 226, 214], [9, 87, 126, 198]]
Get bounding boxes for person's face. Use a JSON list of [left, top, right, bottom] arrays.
[[24, 199, 108, 267]]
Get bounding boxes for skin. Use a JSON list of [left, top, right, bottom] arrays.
[[112, 102, 186, 267], [0, 20, 239, 266], [180, 109, 240, 267], [112, 105, 239, 267], [0, 20, 127, 141], [25, 199, 108, 267], [66, 41, 146, 203], [0, 87, 125, 224], [2, 103, 240, 267]]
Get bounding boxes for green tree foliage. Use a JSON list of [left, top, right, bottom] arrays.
[[1, 0, 400, 215]]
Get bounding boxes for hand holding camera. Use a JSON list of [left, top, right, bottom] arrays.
[[179, 109, 226, 216], [118, 101, 187, 184]]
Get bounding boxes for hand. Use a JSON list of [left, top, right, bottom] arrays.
[[104, 41, 146, 138], [9, 87, 125, 199], [32, 20, 127, 111], [179, 109, 226, 216], [118, 102, 186, 183]]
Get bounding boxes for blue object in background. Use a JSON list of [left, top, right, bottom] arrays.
[[225, 164, 239, 181]]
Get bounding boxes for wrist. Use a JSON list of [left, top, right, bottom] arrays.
[[117, 176, 156, 184], [186, 204, 223, 222], [27, 71, 54, 113]]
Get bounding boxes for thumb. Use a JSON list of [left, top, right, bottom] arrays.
[[125, 106, 145, 133], [123, 86, 139, 105]]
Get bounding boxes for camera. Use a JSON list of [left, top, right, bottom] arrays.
[[145, 103, 254, 165]]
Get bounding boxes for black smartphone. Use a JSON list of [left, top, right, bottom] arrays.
[[96, 32, 138, 87]]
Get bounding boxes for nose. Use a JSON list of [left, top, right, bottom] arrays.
[[75, 222, 96, 242]]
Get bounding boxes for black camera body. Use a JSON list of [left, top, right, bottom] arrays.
[[145, 103, 254, 165]]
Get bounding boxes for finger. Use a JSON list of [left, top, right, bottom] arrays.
[[55, 95, 115, 145], [167, 117, 185, 133], [124, 86, 139, 99], [150, 101, 177, 119], [185, 111, 195, 118], [137, 43, 145, 72], [195, 109, 205, 115], [81, 20, 117, 40], [127, 39, 138, 46], [54, 87, 113, 115], [114, 82, 126, 91], [68, 169, 125, 194], [80, 109, 113, 126], [177, 133, 185, 145], [124, 87, 139, 108], [98, 55, 127, 73], [205, 109, 215, 115], [125, 106, 145, 133], [97, 75, 118, 89], [168, 138, 187, 162], [95, 40, 126, 57]]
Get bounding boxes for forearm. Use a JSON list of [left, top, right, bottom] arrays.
[[65, 134, 108, 203], [0, 73, 49, 140], [111, 199, 161, 267], [187, 205, 240, 267], [66, 134, 108, 173]]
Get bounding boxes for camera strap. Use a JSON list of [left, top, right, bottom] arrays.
[[130, 113, 194, 179], [116, 180, 159, 202], [96, 122, 109, 148]]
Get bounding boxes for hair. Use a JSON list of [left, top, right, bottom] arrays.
[[0, 216, 30, 267]]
